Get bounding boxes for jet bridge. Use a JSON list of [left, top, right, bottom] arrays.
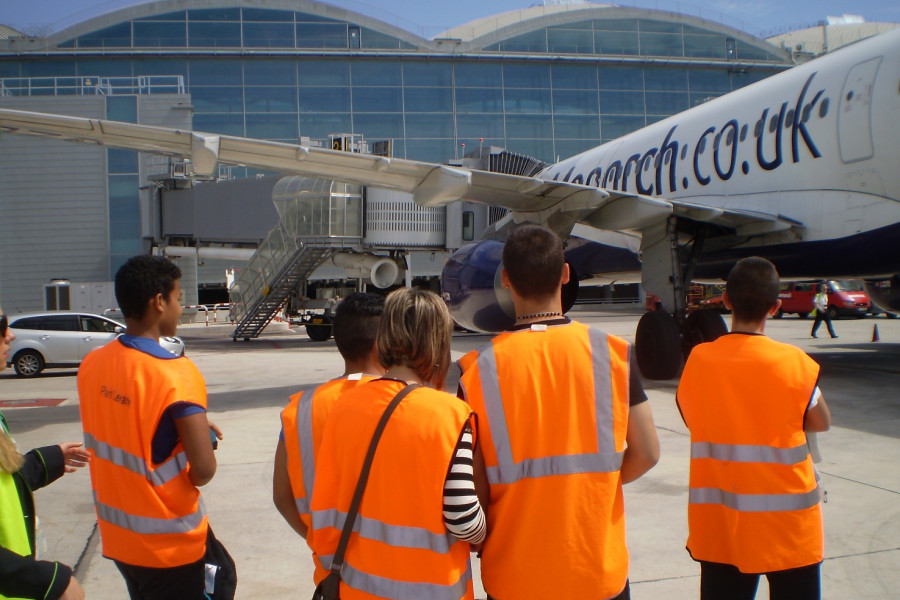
[[229, 176, 366, 340]]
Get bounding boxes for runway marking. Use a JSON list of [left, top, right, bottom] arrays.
[[0, 398, 65, 407]]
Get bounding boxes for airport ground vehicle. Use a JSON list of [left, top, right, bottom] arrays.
[[7, 312, 184, 377], [775, 281, 870, 319]]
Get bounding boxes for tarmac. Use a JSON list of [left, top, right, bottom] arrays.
[[2, 305, 899, 599]]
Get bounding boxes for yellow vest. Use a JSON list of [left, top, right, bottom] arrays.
[[678, 333, 823, 573], [0, 469, 31, 600]]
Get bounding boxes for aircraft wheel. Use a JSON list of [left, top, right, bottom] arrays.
[[682, 309, 728, 360], [306, 315, 333, 342], [635, 311, 682, 380]]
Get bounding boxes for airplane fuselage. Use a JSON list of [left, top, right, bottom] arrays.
[[542, 28, 900, 278]]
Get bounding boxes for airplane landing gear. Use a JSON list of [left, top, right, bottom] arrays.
[[681, 309, 728, 359], [636, 217, 728, 380], [635, 309, 728, 380], [635, 311, 682, 380]]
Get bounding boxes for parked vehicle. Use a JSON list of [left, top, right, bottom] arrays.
[[776, 280, 871, 319], [7, 312, 184, 377]]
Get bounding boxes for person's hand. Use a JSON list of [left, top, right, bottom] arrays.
[[59, 442, 90, 473], [59, 576, 84, 600], [209, 421, 224, 441]]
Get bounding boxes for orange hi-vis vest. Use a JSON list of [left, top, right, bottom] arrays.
[[309, 379, 475, 600], [677, 333, 823, 573], [458, 321, 631, 600], [281, 373, 375, 579], [78, 339, 208, 568]]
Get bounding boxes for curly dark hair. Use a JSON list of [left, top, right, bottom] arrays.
[[115, 255, 181, 320], [333, 292, 384, 362]]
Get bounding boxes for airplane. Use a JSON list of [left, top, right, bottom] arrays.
[[1, 27, 899, 380]]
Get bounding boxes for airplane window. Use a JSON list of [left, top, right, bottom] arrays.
[[697, 137, 707, 153], [846, 90, 854, 101], [680, 145, 688, 160], [785, 109, 795, 124], [739, 124, 748, 142], [754, 120, 763, 138], [726, 129, 734, 145], [819, 98, 829, 118], [769, 115, 779, 133]]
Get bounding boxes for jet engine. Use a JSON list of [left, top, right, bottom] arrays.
[[331, 252, 403, 289], [441, 238, 640, 333], [864, 275, 900, 314]]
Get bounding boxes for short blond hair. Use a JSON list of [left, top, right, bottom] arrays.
[[377, 288, 453, 389]]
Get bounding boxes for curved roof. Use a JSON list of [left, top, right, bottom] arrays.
[[3, 0, 787, 63], [440, 4, 786, 58], [46, 0, 431, 49]]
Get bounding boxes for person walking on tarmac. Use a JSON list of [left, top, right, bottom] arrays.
[[810, 283, 837, 339], [309, 288, 486, 600], [458, 224, 660, 600], [272, 292, 386, 571], [677, 257, 832, 600], [78, 255, 230, 600], [0, 307, 88, 600]]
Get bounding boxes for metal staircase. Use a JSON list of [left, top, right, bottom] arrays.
[[231, 238, 331, 340], [229, 176, 364, 340]]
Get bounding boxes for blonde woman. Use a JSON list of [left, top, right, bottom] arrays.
[[0, 308, 88, 600], [308, 288, 485, 600]]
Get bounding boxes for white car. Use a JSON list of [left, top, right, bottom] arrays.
[[7, 312, 185, 377]]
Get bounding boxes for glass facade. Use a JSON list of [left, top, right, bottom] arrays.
[[0, 6, 789, 166]]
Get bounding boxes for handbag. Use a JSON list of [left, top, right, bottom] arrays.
[[204, 526, 238, 600], [311, 383, 420, 600]]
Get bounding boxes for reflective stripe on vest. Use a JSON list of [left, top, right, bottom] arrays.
[[294, 387, 318, 515], [84, 432, 188, 487], [93, 491, 207, 535], [691, 441, 809, 465], [477, 327, 622, 485], [312, 508, 455, 553], [689, 487, 821, 512], [317, 553, 472, 600]]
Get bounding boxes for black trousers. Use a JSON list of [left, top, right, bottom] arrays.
[[700, 561, 821, 600], [488, 579, 630, 600], [810, 312, 836, 338], [115, 558, 207, 600]]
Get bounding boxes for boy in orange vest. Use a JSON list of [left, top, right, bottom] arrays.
[[677, 256, 831, 599], [78, 255, 226, 600]]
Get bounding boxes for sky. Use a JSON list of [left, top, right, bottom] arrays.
[[2, 0, 899, 39]]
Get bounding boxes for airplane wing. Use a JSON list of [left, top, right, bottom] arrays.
[[0, 108, 799, 236]]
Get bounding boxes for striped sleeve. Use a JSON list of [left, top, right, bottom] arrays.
[[442, 423, 486, 545]]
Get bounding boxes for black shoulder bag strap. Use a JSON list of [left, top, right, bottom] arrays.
[[314, 383, 420, 600]]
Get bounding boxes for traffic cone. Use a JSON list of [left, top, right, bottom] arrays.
[[872, 324, 880, 342]]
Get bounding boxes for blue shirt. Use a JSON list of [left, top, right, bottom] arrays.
[[117, 335, 205, 464]]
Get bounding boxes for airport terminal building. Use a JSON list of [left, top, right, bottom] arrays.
[[0, 0, 796, 314]]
